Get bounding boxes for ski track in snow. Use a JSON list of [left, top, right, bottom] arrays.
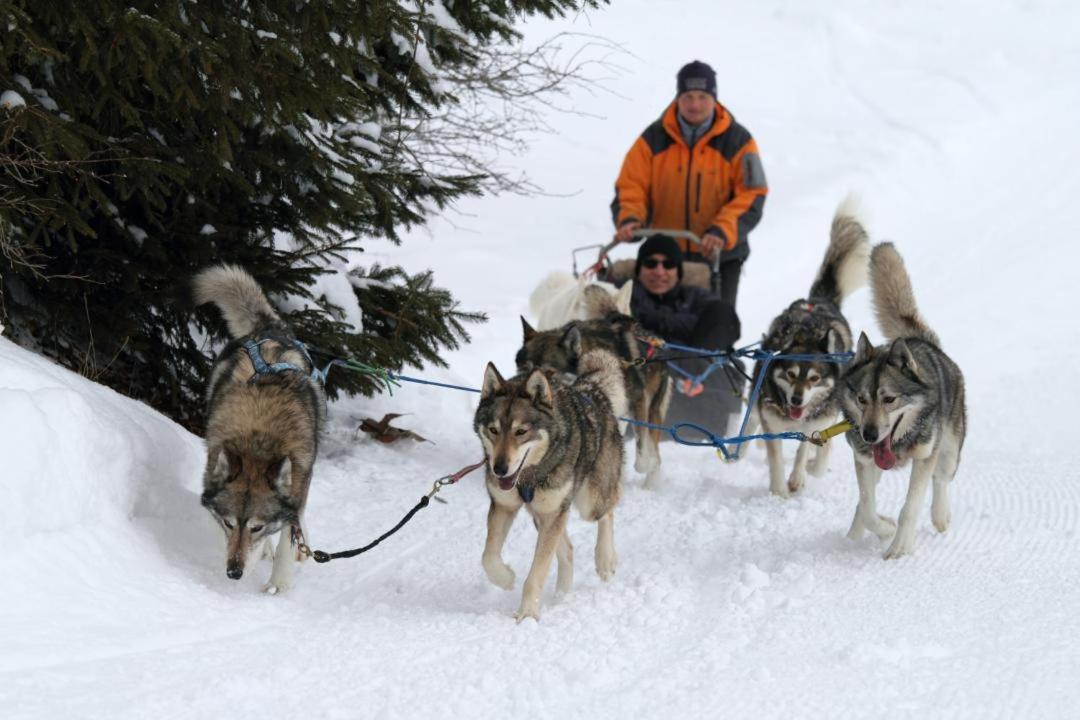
[[4, 2, 1080, 718]]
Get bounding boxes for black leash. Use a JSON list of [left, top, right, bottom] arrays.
[[296, 458, 487, 564]]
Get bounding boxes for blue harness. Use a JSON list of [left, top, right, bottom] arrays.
[[242, 338, 327, 385]]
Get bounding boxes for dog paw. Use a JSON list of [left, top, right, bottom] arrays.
[[769, 483, 791, 499], [514, 604, 541, 623], [872, 515, 898, 540], [262, 577, 293, 595], [787, 471, 806, 494], [932, 507, 951, 533], [883, 534, 914, 560], [483, 559, 515, 591], [644, 466, 666, 491], [596, 550, 618, 582]]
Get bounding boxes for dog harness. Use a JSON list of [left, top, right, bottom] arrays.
[[243, 338, 326, 385]]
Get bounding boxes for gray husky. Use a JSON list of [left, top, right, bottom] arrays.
[[747, 196, 870, 497], [193, 265, 326, 593], [517, 292, 671, 490], [474, 349, 627, 622], [840, 242, 966, 559]]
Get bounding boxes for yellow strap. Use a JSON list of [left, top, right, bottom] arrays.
[[810, 420, 853, 446]]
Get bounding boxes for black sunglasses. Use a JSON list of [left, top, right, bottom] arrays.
[[641, 258, 678, 270]]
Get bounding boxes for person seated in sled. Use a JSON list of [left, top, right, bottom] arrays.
[[630, 235, 740, 395], [610, 59, 768, 323]]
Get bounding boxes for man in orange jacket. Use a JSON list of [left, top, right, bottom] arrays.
[[611, 60, 767, 319]]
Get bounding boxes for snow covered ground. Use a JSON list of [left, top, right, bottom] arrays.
[[4, 1, 1080, 718]]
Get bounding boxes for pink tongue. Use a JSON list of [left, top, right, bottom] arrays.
[[788, 406, 803, 419], [873, 433, 897, 470], [498, 476, 515, 491]]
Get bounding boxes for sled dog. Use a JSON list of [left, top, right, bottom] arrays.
[[474, 349, 627, 621], [749, 196, 870, 497], [517, 294, 671, 489], [193, 265, 326, 593], [840, 242, 967, 559], [529, 271, 633, 330]]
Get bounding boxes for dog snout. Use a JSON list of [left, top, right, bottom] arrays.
[[226, 563, 244, 580], [791, 394, 803, 407], [492, 459, 509, 477], [862, 424, 879, 443]]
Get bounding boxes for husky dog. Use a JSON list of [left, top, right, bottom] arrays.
[[529, 270, 633, 330], [749, 197, 870, 497], [475, 349, 627, 622], [517, 297, 671, 489], [193, 265, 326, 593], [840, 242, 966, 559]]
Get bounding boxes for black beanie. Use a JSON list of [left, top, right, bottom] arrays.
[[676, 60, 717, 98], [636, 234, 684, 280]]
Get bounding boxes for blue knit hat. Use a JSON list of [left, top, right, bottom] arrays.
[[677, 60, 717, 98]]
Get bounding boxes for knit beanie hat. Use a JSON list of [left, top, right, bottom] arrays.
[[636, 234, 684, 280], [676, 60, 717, 98]]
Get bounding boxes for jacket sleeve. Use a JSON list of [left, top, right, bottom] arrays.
[[611, 136, 654, 228], [706, 137, 768, 251]]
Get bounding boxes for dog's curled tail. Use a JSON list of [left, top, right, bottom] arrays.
[[193, 264, 281, 339], [808, 193, 871, 307], [528, 271, 577, 323], [870, 242, 941, 347], [579, 349, 628, 421]]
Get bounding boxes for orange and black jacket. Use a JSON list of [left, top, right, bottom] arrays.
[[611, 101, 767, 263]]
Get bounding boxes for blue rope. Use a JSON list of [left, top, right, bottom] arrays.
[[386, 372, 481, 395], [309, 344, 854, 457]]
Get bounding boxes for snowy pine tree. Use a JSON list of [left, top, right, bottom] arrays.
[[0, 0, 602, 430]]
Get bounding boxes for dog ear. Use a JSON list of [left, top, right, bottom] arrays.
[[823, 328, 845, 355], [270, 457, 293, 494], [525, 369, 554, 407], [560, 324, 582, 357], [888, 338, 922, 379], [520, 316, 537, 342], [208, 445, 237, 485], [853, 332, 874, 364], [482, 362, 505, 399]]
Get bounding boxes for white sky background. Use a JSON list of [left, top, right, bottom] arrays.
[[4, 1, 1080, 718]]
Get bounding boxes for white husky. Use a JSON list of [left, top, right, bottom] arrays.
[[528, 271, 633, 330]]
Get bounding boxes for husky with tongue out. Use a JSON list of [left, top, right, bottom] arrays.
[[473, 348, 627, 622], [840, 242, 967, 559], [749, 195, 870, 498]]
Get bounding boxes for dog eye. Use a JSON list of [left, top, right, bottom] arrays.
[[856, 395, 867, 405], [786, 369, 797, 380], [487, 426, 499, 435], [514, 427, 528, 436], [223, 518, 235, 529], [883, 396, 896, 405], [808, 375, 820, 384], [250, 524, 264, 533]]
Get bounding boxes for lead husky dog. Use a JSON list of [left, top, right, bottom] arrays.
[[529, 270, 634, 330], [749, 197, 870, 497], [193, 265, 326, 593], [840, 242, 967, 559], [517, 296, 671, 490], [474, 349, 627, 622]]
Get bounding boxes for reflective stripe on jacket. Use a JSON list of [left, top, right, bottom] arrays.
[[611, 101, 767, 263]]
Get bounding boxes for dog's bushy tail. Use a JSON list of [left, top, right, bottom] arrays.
[[528, 271, 577, 322], [193, 265, 281, 339], [870, 242, 941, 347], [808, 193, 870, 307], [579, 349, 628, 420]]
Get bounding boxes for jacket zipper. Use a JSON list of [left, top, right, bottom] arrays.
[[683, 146, 695, 234], [695, 172, 702, 214]]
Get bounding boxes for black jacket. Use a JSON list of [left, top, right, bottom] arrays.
[[630, 281, 716, 344]]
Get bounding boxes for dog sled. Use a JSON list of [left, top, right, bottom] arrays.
[[573, 229, 747, 440]]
